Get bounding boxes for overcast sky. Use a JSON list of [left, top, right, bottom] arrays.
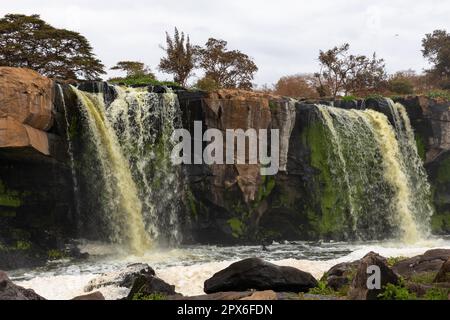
[[1, 0, 450, 86]]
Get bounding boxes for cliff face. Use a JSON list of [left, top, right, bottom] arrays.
[[1, 68, 450, 265], [0, 67, 75, 269]]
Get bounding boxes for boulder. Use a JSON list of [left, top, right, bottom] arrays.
[[0, 67, 54, 131], [322, 260, 360, 291], [348, 252, 399, 300], [84, 263, 155, 292], [434, 258, 450, 283], [127, 274, 178, 299], [0, 271, 45, 300], [392, 249, 450, 279], [204, 258, 318, 294], [71, 291, 105, 300]]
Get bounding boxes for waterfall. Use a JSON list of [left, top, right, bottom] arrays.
[[57, 84, 81, 230], [71, 86, 150, 254], [313, 101, 433, 242], [106, 86, 183, 245]]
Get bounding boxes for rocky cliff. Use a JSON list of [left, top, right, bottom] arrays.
[[0, 67, 75, 269], [1, 68, 450, 269]]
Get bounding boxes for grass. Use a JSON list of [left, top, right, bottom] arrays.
[[410, 272, 437, 284], [423, 287, 449, 300]]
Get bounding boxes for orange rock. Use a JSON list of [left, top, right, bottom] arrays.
[[0, 67, 54, 131], [0, 116, 50, 155]]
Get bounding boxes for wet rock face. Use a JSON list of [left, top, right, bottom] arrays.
[[0, 68, 75, 270], [204, 258, 318, 294]]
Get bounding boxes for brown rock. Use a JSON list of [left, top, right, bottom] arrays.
[[434, 258, 450, 283], [393, 249, 450, 279], [71, 291, 105, 300], [0, 67, 54, 131], [241, 290, 278, 300], [0, 116, 50, 155], [348, 252, 399, 300]]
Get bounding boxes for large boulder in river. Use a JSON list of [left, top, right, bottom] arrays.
[[348, 252, 399, 300], [392, 249, 450, 279], [0, 271, 45, 300], [204, 258, 318, 294], [322, 260, 360, 291], [71, 291, 105, 300], [84, 263, 155, 292]]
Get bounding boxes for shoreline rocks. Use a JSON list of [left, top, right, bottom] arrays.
[[0, 271, 45, 300]]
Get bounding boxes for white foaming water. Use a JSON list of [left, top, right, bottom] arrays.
[[10, 238, 450, 299]]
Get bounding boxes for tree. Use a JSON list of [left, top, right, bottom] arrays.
[[198, 38, 258, 90], [0, 14, 105, 79], [422, 30, 450, 86], [316, 43, 386, 98], [159, 27, 197, 87], [274, 74, 319, 98], [111, 61, 154, 78]]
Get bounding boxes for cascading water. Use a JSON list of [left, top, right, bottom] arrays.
[[57, 84, 81, 229], [106, 86, 183, 245], [313, 101, 433, 242], [71, 86, 150, 254]]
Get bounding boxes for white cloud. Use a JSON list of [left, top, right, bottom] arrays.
[[1, 0, 449, 85]]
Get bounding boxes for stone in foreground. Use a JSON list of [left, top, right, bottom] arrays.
[[348, 252, 399, 300], [204, 258, 318, 294], [127, 274, 179, 299], [0, 271, 45, 300]]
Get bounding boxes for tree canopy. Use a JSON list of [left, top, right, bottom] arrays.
[[111, 61, 154, 78], [198, 38, 258, 90], [316, 43, 386, 98], [274, 74, 319, 98], [0, 14, 105, 79], [159, 28, 197, 87], [422, 29, 450, 87]]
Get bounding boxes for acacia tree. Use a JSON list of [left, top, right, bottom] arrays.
[[111, 61, 155, 78], [274, 74, 319, 98], [159, 27, 197, 87], [422, 29, 450, 87], [315, 43, 386, 98], [0, 14, 105, 79], [198, 38, 258, 90]]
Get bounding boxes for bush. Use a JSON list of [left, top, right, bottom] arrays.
[[388, 78, 414, 94], [195, 76, 219, 92], [109, 75, 179, 88], [378, 283, 417, 300], [423, 288, 449, 300], [131, 293, 167, 300], [427, 90, 450, 101], [378, 278, 416, 300]]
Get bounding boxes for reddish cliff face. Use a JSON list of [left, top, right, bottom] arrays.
[[0, 67, 54, 156]]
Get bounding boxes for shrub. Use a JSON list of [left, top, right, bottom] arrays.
[[423, 288, 449, 300], [388, 78, 414, 94]]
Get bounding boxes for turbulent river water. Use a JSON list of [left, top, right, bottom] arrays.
[[8, 237, 450, 300]]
